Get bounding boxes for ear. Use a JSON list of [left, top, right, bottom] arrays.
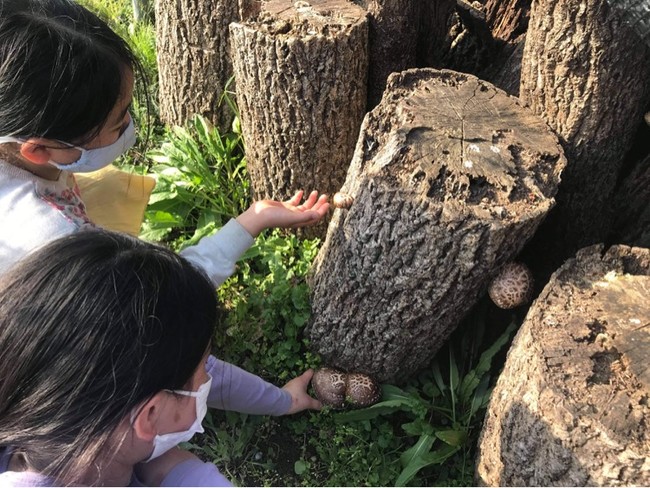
[[19, 138, 56, 165], [132, 393, 167, 442]]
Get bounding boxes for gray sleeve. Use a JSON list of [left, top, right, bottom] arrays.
[[206, 355, 292, 416], [160, 458, 233, 487]]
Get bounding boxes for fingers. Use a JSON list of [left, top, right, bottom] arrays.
[[286, 190, 304, 206], [299, 190, 319, 210]]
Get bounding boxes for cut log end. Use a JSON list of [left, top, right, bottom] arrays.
[[247, 0, 367, 35]]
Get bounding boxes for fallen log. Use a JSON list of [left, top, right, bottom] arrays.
[[307, 68, 566, 382], [476, 244, 650, 486]]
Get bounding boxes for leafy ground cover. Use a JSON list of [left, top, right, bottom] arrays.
[[79, 2, 525, 485]]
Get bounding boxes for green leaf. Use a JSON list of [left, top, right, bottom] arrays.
[[395, 443, 460, 487], [294, 460, 309, 475], [334, 400, 406, 423], [401, 419, 434, 437], [399, 433, 435, 468], [458, 321, 517, 404], [434, 429, 467, 447]]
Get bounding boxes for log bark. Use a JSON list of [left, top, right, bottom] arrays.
[[229, 0, 368, 238], [610, 152, 650, 247], [480, 0, 531, 96], [519, 0, 650, 275], [605, 0, 650, 46], [307, 68, 566, 383], [416, 0, 456, 68], [483, 0, 531, 42], [476, 244, 650, 486], [361, 0, 421, 108], [156, 0, 238, 131]]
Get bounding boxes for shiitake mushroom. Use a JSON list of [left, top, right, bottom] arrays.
[[488, 262, 534, 309], [332, 192, 354, 209], [311, 367, 347, 409], [311, 367, 381, 409]]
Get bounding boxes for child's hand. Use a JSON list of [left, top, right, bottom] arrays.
[[236, 190, 330, 237], [282, 369, 322, 414]]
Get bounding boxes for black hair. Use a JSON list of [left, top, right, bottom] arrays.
[[0, 229, 218, 483], [0, 0, 148, 144]]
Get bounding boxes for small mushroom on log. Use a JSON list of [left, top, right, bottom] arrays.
[[488, 262, 534, 309], [332, 192, 354, 209]]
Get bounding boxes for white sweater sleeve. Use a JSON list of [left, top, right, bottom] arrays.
[[179, 219, 254, 287]]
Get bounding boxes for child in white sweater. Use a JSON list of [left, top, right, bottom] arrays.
[[0, 0, 329, 280]]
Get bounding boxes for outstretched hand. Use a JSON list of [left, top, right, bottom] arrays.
[[282, 369, 322, 415], [236, 190, 330, 237]]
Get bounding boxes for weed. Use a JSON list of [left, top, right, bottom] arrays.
[[141, 115, 249, 248]]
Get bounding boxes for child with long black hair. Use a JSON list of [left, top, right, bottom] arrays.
[[0, 230, 322, 486], [0, 0, 329, 279]]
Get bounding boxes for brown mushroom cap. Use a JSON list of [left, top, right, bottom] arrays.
[[311, 367, 347, 409], [345, 373, 381, 407], [488, 262, 534, 309], [332, 192, 354, 209]]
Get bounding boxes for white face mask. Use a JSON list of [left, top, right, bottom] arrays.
[[0, 117, 136, 173], [142, 373, 212, 463]]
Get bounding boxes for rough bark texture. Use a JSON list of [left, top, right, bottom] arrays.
[[229, 0, 368, 238], [361, 0, 421, 108], [482, 36, 525, 96], [610, 152, 650, 247], [307, 69, 566, 383], [606, 0, 650, 46], [480, 0, 531, 96], [484, 0, 531, 42], [476, 244, 650, 486], [519, 0, 650, 276], [156, 0, 238, 131], [417, 0, 456, 68]]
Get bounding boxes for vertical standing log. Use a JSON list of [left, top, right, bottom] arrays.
[[480, 0, 531, 96], [362, 0, 420, 108], [229, 0, 368, 237], [416, 0, 456, 68], [156, 0, 238, 131], [307, 69, 566, 383], [483, 0, 531, 42], [519, 0, 650, 274], [610, 152, 650, 247]]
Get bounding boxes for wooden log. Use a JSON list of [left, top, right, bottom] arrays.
[[476, 244, 650, 486], [519, 0, 650, 274], [359, 0, 420, 108], [156, 0, 239, 131], [479, 0, 531, 96], [483, 0, 531, 42], [610, 152, 650, 247], [306, 68, 566, 383], [416, 0, 456, 68], [229, 0, 368, 237]]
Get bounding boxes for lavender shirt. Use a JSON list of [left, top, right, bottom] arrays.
[[0, 355, 292, 486]]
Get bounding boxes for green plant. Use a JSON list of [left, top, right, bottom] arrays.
[[216, 230, 321, 381], [141, 115, 249, 248], [334, 312, 518, 486]]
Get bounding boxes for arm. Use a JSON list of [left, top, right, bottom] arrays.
[[179, 218, 253, 287], [135, 448, 233, 487], [179, 191, 329, 287], [206, 356, 321, 416]]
